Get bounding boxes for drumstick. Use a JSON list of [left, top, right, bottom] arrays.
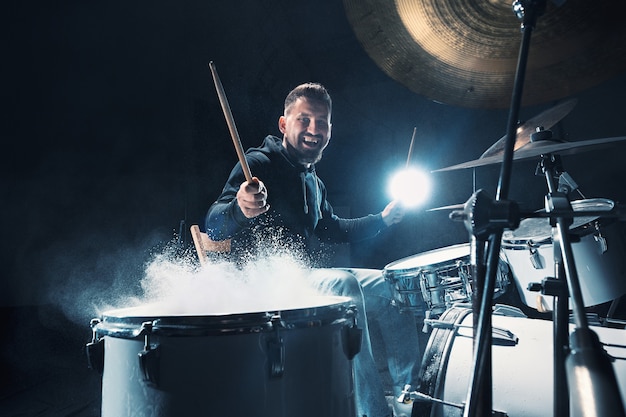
[[406, 127, 417, 168], [209, 62, 253, 183]]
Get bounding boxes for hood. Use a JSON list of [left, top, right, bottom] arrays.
[[250, 135, 322, 223], [250, 135, 303, 170]]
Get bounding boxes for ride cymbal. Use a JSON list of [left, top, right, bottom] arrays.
[[434, 136, 626, 172], [343, 0, 626, 108]]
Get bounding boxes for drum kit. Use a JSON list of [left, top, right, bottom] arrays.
[[384, 153, 626, 417], [83, 1, 626, 416], [380, 76, 626, 412], [84, 115, 626, 416]]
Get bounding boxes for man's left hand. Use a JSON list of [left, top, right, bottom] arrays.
[[382, 200, 405, 226]]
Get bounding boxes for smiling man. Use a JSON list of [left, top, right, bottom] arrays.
[[205, 83, 422, 417], [280, 84, 331, 166], [206, 82, 404, 263]]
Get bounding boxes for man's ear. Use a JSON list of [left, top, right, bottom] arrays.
[[278, 116, 286, 134]]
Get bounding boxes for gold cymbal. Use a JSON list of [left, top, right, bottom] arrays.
[[434, 136, 626, 172], [343, 0, 626, 108], [480, 98, 577, 158]]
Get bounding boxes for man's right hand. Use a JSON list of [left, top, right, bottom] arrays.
[[236, 177, 270, 218]]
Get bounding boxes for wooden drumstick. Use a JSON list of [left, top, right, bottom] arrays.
[[209, 62, 253, 183], [406, 127, 417, 168]]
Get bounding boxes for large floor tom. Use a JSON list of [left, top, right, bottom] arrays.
[[88, 296, 359, 417]]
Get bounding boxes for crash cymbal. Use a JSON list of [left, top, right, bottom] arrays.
[[480, 98, 577, 158], [343, 0, 626, 108], [434, 136, 626, 172]]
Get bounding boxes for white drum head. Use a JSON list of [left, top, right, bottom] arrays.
[[385, 244, 470, 274]]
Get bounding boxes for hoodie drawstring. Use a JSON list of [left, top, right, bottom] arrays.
[[301, 169, 322, 222]]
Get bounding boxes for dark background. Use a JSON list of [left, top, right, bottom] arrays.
[[2, 1, 625, 415]]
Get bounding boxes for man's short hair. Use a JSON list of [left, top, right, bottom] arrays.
[[284, 83, 332, 114]]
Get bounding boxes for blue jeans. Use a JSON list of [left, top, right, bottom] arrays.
[[310, 268, 425, 417]]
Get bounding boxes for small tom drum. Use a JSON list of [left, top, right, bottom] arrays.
[[502, 198, 626, 311], [384, 244, 510, 316]]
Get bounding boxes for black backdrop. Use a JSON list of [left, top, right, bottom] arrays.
[[3, 0, 626, 313]]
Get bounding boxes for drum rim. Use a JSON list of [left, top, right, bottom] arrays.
[[94, 296, 354, 338], [384, 243, 470, 276], [416, 306, 473, 416], [502, 198, 614, 244]]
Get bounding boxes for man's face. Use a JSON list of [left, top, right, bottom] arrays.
[[279, 97, 332, 166]]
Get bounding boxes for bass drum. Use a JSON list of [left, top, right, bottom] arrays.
[[414, 306, 626, 417], [89, 296, 360, 417]]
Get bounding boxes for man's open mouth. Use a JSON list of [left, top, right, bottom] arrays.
[[303, 137, 319, 146]]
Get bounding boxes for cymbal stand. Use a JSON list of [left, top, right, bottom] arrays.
[[451, 1, 624, 416], [538, 153, 625, 417], [459, 1, 546, 416], [537, 153, 572, 417], [455, 190, 520, 417]]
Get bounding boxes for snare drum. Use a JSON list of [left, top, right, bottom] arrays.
[[502, 198, 626, 311], [415, 306, 626, 417], [384, 244, 509, 316], [88, 296, 360, 417]]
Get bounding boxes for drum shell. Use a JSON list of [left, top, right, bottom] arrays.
[[383, 244, 471, 315], [502, 199, 626, 310], [384, 244, 509, 316], [415, 307, 626, 417], [94, 297, 357, 417]]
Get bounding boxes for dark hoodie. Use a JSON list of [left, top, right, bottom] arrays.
[[205, 135, 386, 265]]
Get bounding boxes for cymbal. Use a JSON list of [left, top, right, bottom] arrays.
[[480, 99, 577, 158], [434, 136, 626, 172], [343, 0, 626, 108]]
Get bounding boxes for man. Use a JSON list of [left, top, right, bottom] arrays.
[[206, 82, 422, 417]]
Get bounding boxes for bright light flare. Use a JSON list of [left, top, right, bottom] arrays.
[[388, 167, 431, 208]]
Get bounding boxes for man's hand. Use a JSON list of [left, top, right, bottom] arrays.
[[236, 177, 270, 218], [381, 200, 405, 226]]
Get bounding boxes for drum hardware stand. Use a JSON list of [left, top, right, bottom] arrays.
[[451, 189, 520, 417], [473, 2, 546, 415], [532, 151, 571, 417], [537, 151, 626, 417], [450, 2, 549, 416]]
